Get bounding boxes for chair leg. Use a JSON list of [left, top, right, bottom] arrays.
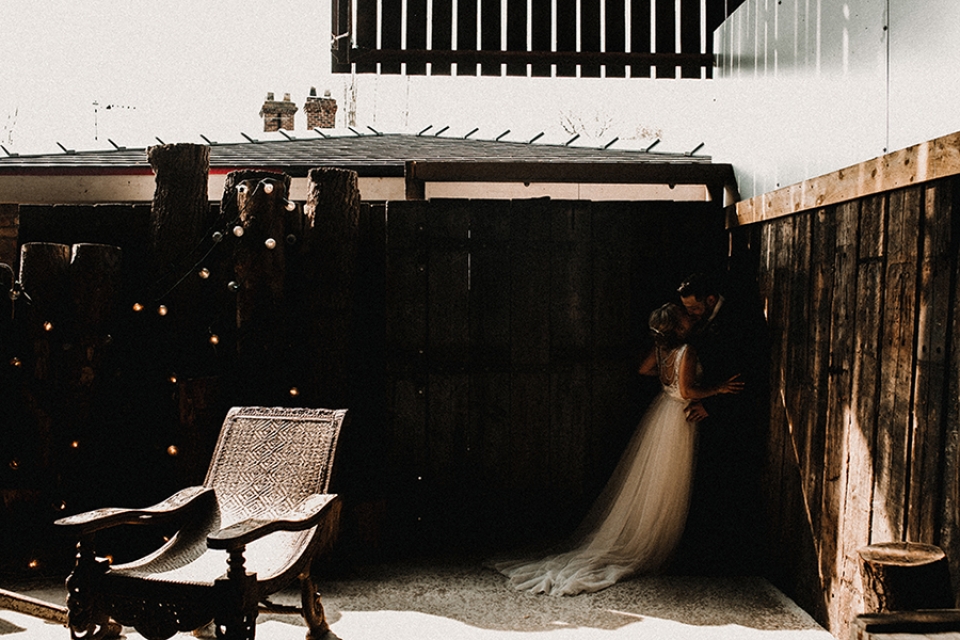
[[299, 571, 329, 639], [214, 548, 259, 640], [65, 536, 120, 640]]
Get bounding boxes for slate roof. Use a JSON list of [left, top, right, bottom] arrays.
[[0, 131, 714, 178]]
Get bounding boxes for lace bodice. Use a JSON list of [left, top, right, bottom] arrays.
[[660, 344, 694, 401]]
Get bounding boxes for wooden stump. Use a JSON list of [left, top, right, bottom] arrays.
[[859, 542, 954, 613]]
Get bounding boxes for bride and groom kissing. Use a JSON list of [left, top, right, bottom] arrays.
[[494, 272, 764, 595]]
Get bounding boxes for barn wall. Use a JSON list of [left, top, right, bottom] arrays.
[[735, 175, 960, 638]]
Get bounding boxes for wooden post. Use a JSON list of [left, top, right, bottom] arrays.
[[221, 170, 294, 403], [859, 542, 954, 613], [300, 167, 360, 409], [147, 143, 215, 377]]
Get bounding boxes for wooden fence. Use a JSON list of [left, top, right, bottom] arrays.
[[0, 184, 728, 568], [379, 198, 726, 548], [735, 175, 960, 638]]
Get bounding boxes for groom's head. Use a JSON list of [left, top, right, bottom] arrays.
[[677, 273, 720, 321]]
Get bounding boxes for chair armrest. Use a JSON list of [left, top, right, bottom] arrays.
[[54, 486, 213, 534], [207, 493, 339, 551]]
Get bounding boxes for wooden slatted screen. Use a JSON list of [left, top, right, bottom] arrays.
[[332, 0, 747, 77]]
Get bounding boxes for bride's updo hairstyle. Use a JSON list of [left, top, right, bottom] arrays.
[[648, 303, 684, 349]]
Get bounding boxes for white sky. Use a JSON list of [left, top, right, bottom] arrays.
[[0, 0, 724, 156], [0, 0, 712, 154]]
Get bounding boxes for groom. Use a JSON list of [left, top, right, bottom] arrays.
[[673, 272, 766, 574]]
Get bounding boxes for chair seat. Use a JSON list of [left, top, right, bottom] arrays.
[[113, 529, 316, 588]]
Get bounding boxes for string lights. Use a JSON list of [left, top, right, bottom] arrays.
[[1, 173, 308, 575]]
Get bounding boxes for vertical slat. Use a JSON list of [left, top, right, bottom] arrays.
[[908, 180, 953, 541], [531, 0, 553, 76], [588, 204, 640, 494], [630, 0, 652, 77], [355, 0, 379, 73], [679, 0, 702, 77], [549, 203, 592, 515], [469, 201, 513, 539], [381, 0, 403, 73], [458, 0, 479, 75], [425, 202, 470, 526], [406, 0, 429, 75], [819, 200, 858, 638], [383, 201, 428, 539], [580, 0, 602, 77], [506, 0, 528, 75], [556, 0, 578, 77], [654, 0, 676, 78], [480, 0, 502, 75], [431, 0, 453, 74], [806, 207, 837, 553], [843, 193, 886, 623], [941, 176, 960, 598], [331, 0, 352, 72], [873, 186, 921, 542], [605, 0, 627, 77], [510, 201, 552, 522]]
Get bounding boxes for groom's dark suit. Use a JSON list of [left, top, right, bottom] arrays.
[[675, 290, 768, 574]]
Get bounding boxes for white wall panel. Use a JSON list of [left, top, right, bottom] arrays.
[[712, 0, 960, 201]]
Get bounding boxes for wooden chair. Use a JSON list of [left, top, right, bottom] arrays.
[[55, 406, 347, 640]]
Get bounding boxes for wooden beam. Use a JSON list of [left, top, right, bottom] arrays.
[[734, 130, 960, 226], [347, 48, 713, 68], [406, 160, 736, 187]]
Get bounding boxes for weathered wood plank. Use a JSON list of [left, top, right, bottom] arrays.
[[735, 130, 960, 226], [806, 207, 836, 547], [820, 200, 859, 639], [872, 186, 921, 542], [943, 176, 960, 606], [908, 179, 953, 542], [840, 193, 886, 627]]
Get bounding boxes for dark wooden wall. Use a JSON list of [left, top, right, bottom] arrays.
[[736, 175, 960, 638], [0, 196, 727, 570], [375, 198, 726, 550]]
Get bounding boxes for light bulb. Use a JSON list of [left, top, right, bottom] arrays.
[[157, 305, 168, 316], [9, 357, 21, 367], [70, 441, 79, 449], [237, 183, 248, 193], [132, 302, 144, 312], [167, 445, 179, 457], [199, 268, 210, 279], [212, 231, 224, 243], [227, 281, 239, 292], [209, 334, 220, 345], [289, 387, 299, 397], [265, 238, 277, 249], [285, 200, 296, 211], [233, 225, 245, 237], [263, 182, 274, 194], [168, 374, 178, 384]]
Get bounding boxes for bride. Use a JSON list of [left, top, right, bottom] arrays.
[[493, 302, 744, 595]]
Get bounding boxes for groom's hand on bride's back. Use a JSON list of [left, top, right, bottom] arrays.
[[684, 401, 708, 422]]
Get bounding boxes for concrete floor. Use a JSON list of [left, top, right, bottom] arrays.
[[0, 556, 834, 640]]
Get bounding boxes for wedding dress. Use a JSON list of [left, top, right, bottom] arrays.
[[494, 344, 698, 595]]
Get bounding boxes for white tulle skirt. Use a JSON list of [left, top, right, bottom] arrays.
[[494, 391, 697, 595]]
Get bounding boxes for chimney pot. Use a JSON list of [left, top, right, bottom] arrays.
[[260, 91, 298, 132], [303, 90, 338, 130]]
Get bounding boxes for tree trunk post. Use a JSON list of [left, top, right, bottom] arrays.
[[146, 143, 215, 378], [221, 170, 294, 403]]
